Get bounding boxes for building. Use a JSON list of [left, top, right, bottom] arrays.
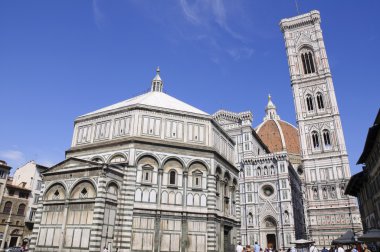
[[214, 97, 306, 249], [0, 177, 30, 249], [346, 109, 380, 244], [30, 69, 241, 252], [12, 161, 47, 240], [28, 10, 363, 252], [0, 161, 11, 206], [280, 10, 362, 245]]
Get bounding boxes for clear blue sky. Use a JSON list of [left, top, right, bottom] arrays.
[[0, 1, 379, 175]]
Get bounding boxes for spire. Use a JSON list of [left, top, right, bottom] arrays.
[[264, 94, 280, 121], [151, 66, 163, 92]]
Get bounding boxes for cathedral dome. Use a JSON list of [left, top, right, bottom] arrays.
[[255, 95, 301, 155]]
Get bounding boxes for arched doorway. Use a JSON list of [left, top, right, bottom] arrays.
[[9, 229, 20, 247], [263, 217, 277, 250]]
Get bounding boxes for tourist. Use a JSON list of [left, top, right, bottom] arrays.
[[254, 242, 261, 252], [363, 244, 371, 252], [322, 247, 329, 252], [103, 246, 109, 252], [236, 242, 244, 252], [337, 244, 345, 252], [351, 245, 358, 252], [310, 244, 319, 252]]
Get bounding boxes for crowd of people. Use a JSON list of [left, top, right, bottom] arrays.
[[236, 242, 376, 252]]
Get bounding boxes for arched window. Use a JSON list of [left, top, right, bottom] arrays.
[[312, 131, 320, 149], [300, 49, 316, 74], [109, 154, 126, 163], [169, 170, 177, 185], [316, 93, 324, 109], [17, 204, 26, 216], [3, 202, 12, 214], [323, 130, 331, 147], [306, 95, 314, 111]]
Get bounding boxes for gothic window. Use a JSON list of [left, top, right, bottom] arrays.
[[169, 170, 177, 186], [17, 204, 26, 216], [306, 94, 314, 111], [300, 49, 316, 74], [3, 201, 12, 214], [270, 165, 275, 175], [316, 92, 325, 109], [311, 131, 320, 149], [323, 130, 331, 147]]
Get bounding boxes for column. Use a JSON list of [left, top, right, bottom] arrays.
[[89, 175, 107, 252], [113, 164, 137, 252], [181, 213, 188, 252], [207, 174, 217, 252]]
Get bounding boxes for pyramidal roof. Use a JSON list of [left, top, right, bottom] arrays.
[[80, 68, 208, 118]]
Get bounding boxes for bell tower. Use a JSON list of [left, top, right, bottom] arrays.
[[280, 11, 361, 245]]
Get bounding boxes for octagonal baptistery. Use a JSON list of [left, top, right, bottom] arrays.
[[30, 68, 241, 252]]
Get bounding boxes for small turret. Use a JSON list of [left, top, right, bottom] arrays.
[[264, 94, 280, 121], [151, 67, 163, 92]]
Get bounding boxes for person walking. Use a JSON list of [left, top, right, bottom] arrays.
[[103, 246, 109, 252], [236, 242, 244, 252], [254, 242, 261, 252]]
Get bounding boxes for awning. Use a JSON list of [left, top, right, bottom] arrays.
[[332, 230, 360, 245], [358, 229, 380, 242]]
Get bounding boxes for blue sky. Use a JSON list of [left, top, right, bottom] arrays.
[[0, 1, 379, 175]]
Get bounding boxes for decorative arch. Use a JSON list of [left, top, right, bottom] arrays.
[[161, 191, 168, 204], [135, 153, 160, 167], [322, 129, 332, 147], [44, 182, 68, 200], [232, 178, 238, 186], [224, 171, 231, 181], [215, 166, 222, 175], [91, 156, 105, 163], [3, 201, 12, 214], [107, 152, 128, 164], [316, 92, 325, 110], [188, 159, 210, 173], [162, 157, 186, 170], [69, 180, 97, 199], [311, 130, 320, 149], [262, 216, 278, 228], [106, 181, 119, 196], [135, 188, 142, 202], [298, 45, 316, 75], [305, 93, 314, 111], [11, 229, 20, 235]]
